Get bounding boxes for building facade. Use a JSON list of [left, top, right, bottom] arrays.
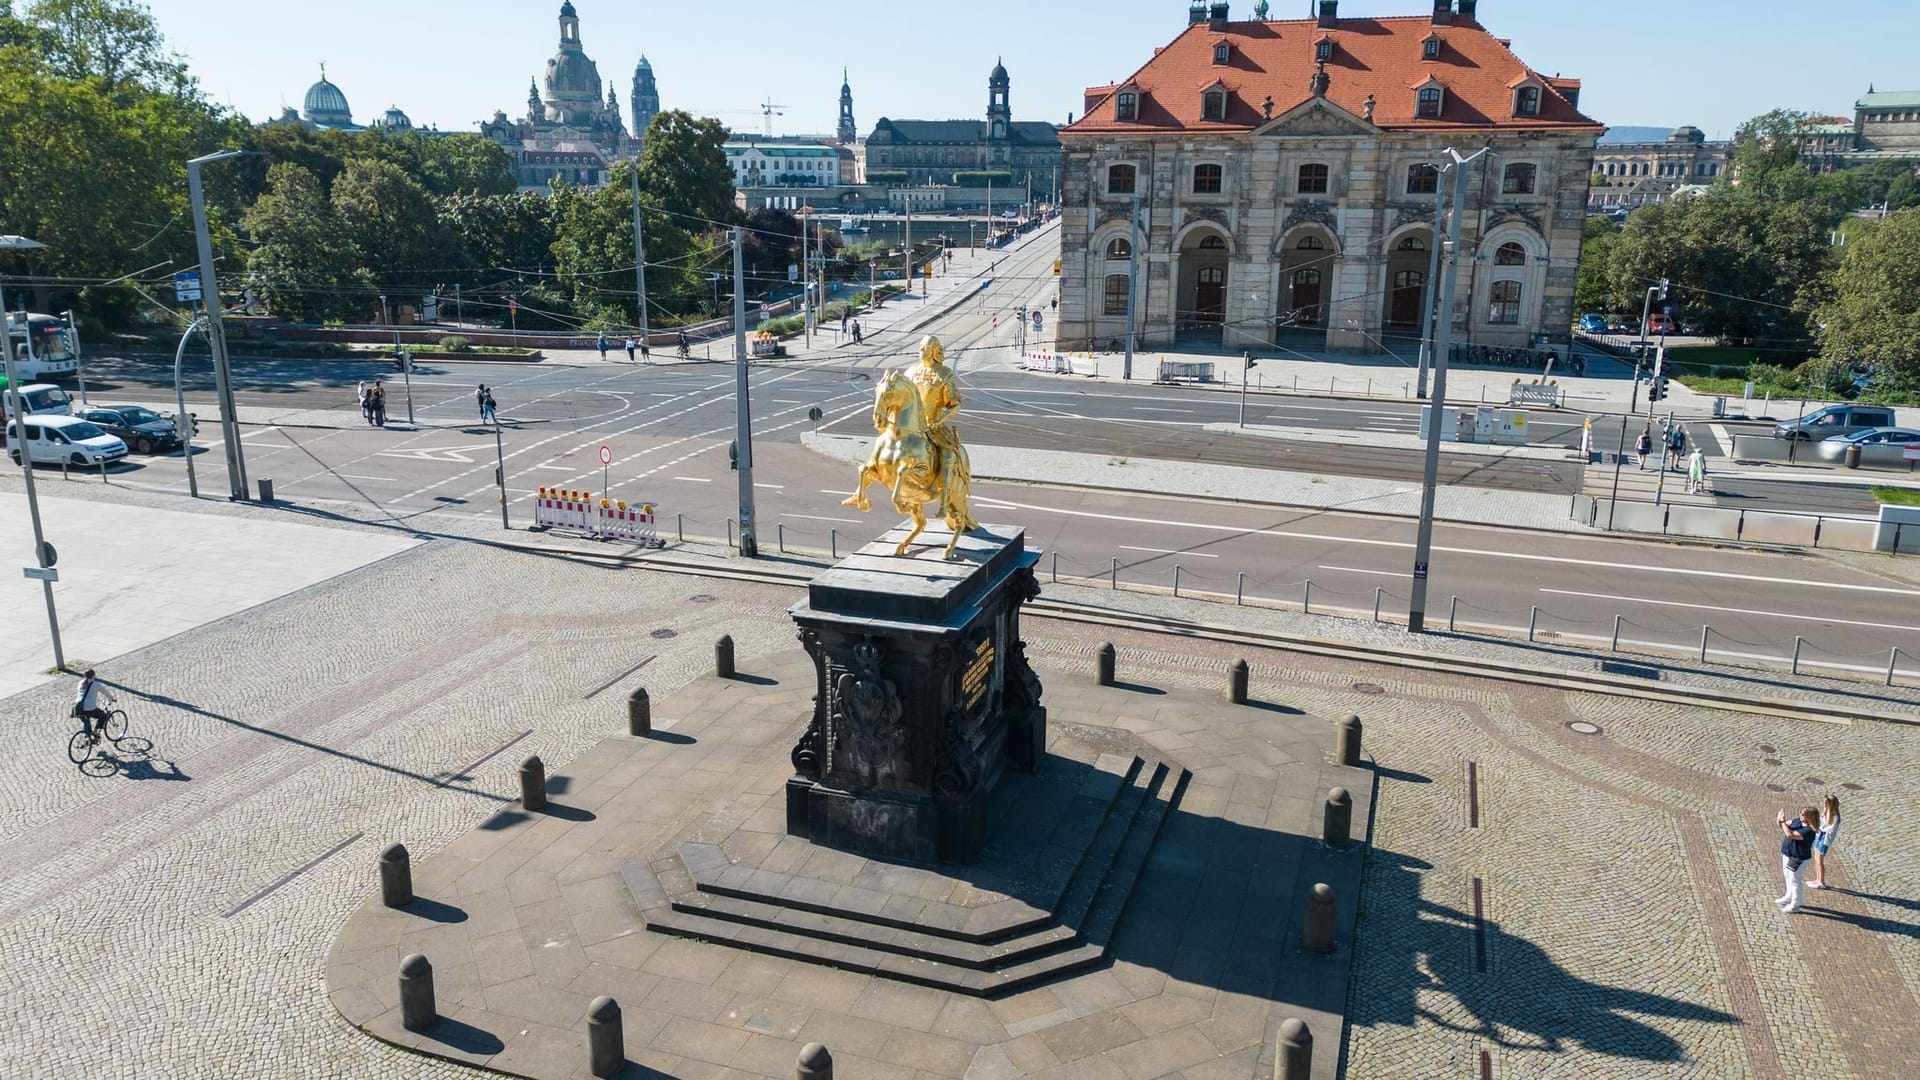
[[862, 61, 1061, 194], [1798, 89, 1920, 173], [1058, 0, 1603, 355], [477, 2, 654, 191], [725, 139, 844, 189], [1589, 127, 1731, 210]]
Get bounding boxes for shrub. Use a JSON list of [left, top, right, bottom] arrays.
[[438, 335, 473, 353], [756, 315, 805, 336]]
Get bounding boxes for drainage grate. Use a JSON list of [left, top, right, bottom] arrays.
[[689, 594, 718, 604], [651, 628, 678, 639], [1352, 682, 1386, 695]]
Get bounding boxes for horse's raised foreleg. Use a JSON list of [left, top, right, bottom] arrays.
[[841, 462, 881, 511]]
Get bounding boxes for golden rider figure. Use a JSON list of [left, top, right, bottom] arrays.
[[904, 336, 978, 534]]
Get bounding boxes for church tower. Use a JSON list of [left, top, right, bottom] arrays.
[[837, 69, 857, 144], [987, 59, 1011, 142], [631, 56, 660, 138]]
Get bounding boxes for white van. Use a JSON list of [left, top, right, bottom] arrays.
[[8, 383, 75, 417], [7, 415, 128, 468]]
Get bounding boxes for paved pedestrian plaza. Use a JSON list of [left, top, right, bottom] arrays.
[[0, 504, 1913, 1078]]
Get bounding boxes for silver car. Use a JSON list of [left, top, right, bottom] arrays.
[[1814, 427, 1920, 466]]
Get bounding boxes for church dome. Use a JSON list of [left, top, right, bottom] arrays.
[[990, 59, 1009, 82], [376, 106, 412, 130], [304, 74, 351, 123], [546, 51, 602, 100], [1668, 125, 1706, 144], [560, 1, 577, 16]]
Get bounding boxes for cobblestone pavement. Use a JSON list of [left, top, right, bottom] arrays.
[[0, 500, 1913, 1077]]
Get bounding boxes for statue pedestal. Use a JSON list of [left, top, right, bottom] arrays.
[[786, 523, 1045, 863]]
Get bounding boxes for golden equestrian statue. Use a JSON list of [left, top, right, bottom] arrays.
[[843, 335, 980, 558]]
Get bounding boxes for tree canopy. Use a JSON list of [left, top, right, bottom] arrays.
[[1816, 208, 1920, 389]]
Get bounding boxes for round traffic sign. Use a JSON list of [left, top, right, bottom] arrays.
[[599, 445, 612, 465]]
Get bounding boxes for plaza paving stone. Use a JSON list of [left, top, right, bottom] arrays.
[[0, 503, 1913, 1078]]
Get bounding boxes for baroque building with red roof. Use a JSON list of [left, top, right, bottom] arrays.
[[1057, 0, 1604, 355]]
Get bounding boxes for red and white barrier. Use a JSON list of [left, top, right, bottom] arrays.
[[1022, 350, 1075, 375], [533, 488, 664, 547]]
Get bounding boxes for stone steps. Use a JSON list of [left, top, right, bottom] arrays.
[[630, 755, 1193, 996]]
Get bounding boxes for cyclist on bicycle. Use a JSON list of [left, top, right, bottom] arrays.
[[73, 669, 114, 742]]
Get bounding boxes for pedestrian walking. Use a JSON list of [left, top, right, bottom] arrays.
[[851, 319, 862, 344], [369, 380, 387, 428], [840, 309, 850, 335], [1686, 448, 1707, 494], [1808, 794, 1841, 890], [638, 337, 650, 363], [1635, 427, 1652, 469], [357, 381, 370, 424], [476, 384, 488, 421], [1775, 806, 1817, 913], [481, 387, 498, 425], [677, 330, 690, 359], [1667, 426, 1686, 469], [625, 337, 637, 363], [596, 332, 609, 361]]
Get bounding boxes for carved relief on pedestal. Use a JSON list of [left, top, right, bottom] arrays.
[[829, 639, 907, 788]]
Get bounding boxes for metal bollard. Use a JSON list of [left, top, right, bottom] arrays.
[[1890, 647, 1901, 688], [677, 512, 684, 543], [1236, 572, 1245, 606], [830, 529, 837, 559], [1173, 565, 1182, 597], [1449, 595, 1459, 633], [1051, 550, 1059, 583], [1095, 643, 1116, 687], [520, 755, 547, 812], [1228, 659, 1249, 705], [379, 843, 413, 908], [1373, 587, 1384, 623], [1110, 557, 1118, 590], [1302, 882, 1336, 953], [1303, 579, 1312, 614], [726, 518, 734, 547], [1700, 625, 1711, 663], [1527, 606, 1539, 642], [1611, 614, 1622, 652], [586, 996, 625, 1078], [1336, 714, 1362, 767], [1791, 636, 1803, 675], [715, 634, 736, 679], [258, 478, 274, 502], [796, 1042, 833, 1080], [1323, 787, 1353, 848], [777, 523, 786, 553], [398, 953, 436, 1031], [1275, 1018, 1313, 1080], [627, 687, 651, 736]]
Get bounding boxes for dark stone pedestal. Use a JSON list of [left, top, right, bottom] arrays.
[[786, 523, 1045, 863]]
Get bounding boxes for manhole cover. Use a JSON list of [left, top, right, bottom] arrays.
[[1763, 758, 1781, 767], [1566, 721, 1603, 736], [651, 629, 678, 639], [1352, 682, 1386, 695], [689, 594, 718, 604], [1765, 784, 1787, 793], [1842, 782, 1866, 791]]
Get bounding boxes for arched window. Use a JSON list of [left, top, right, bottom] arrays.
[[1202, 90, 1228, 121], [1417, 86, 1443, 119], [1116, 91, 1138, 122], [1502, 162, 1537, 195], [1103, 274, 1130, 315], [1214, 42, 1231, 65], [1198, 235, 1227, 250], [1398, 236, 1427, 252], [1107, 163, 1136, 195], [1489, 281, 1522, 324], [1193, 163, 1223, 194], [1297, 163, 1329, 194], [1297, 235, 1326, 250], [1494, 242, 1527, 266], [1315, 38, 1334, 63], [1514, 86, 1541, 117], [1422, 35, 1441, 61], [1407, 163, 1439, 194], [1105, 238, 1132, 260]]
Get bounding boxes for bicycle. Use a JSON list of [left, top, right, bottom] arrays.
[[67, 703, 128, 765]]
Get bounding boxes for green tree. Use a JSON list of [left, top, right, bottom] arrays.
[[438, 190, 555, 281], [1574, 215, 1618, 314], [1816, 207, 1920, 383], [637, 110, 737, 227], [330, 159, 455, 297], [23, 0, 193, 94], [240, 163, 368, 321]]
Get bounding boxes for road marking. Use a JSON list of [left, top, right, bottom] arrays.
[[1711, 423, 1734, 456], [1120, 545, 1218, 558], [782, 513, 860, 524], [375, 444, 490, 463], [755, 483, 784, 490], [673, 476, 712, 483], [337, 474, 397, 482], [1539, 589, 1920, 633], [1317, 565, 1403, 577], [530, 464, 574, 472], [1135, 407, 1194, 414], [965, 493, 1920, 597]]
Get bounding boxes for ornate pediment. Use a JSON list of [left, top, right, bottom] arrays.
[[1181, 206, 1231, 231], [1283, 201, 1339, 234], [1387, 202, 1434, 234], [1487, 208, 1546, 235], [1253, 96, 1374, 138]]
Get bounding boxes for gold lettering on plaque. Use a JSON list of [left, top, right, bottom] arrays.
[[962, 637, 996, 710]]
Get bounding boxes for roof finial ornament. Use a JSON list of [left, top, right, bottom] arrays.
[[1363, 94, 1376, 122], [1253, 0, 1269, 17], [1262, 95, 1274, 120], [1310, 60, 1330, 98]]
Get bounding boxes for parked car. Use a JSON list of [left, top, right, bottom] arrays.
[[1645, 313, 1678, 335], [1610, 316, 1639, 334], [1814, 427, 1920, 466], [79, 405, 181, 454], [1578, 313, 1609, 334], [1774, 404, 1898, 440], [6, 414, 128, 468]]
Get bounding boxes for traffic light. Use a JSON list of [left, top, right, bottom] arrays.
[[1648, 375, 1668, 403]]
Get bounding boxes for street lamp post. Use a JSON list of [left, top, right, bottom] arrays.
[[1407, 147, 1489, 635], [187, 150, 250, 501], [731, 226, 758, 557], [2, 233, 64, 669], [173, 316, 204, 498]]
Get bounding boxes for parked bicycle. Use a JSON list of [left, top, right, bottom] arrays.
[[68, 694, 128, 765]]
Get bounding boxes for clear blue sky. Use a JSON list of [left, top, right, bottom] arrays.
[[145, 0, 1920, 141]]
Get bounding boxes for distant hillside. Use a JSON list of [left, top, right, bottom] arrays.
[[1599, 126, 1680, 145]]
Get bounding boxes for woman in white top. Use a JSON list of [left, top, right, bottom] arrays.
[[1808, 793, 1841, 890]]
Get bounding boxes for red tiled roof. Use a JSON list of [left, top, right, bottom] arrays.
[[1067, 14, 1601, 137]]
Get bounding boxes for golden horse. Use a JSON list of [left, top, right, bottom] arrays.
[[843, 368, 977, 558]]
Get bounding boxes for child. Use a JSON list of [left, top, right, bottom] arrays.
[[1808, 794, 1841, 890]]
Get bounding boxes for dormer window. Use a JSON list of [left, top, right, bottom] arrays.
[[1116, 90, 1138, 122], [1214, 42, 1231, 65], [1417, 86, 1443, 119], [1422, 34, 1440, 61], [1515, 85, 1541, 117], [1315, 37, 1334, 63], [1202, 88, 1228, 121]]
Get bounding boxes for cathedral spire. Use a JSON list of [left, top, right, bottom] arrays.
[[837, 68, 857, 144]]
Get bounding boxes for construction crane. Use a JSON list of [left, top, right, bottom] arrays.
[[759, 98, 786, 138]]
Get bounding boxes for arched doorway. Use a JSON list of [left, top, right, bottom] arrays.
[[1290, 269, 1323, 325], [1384, 231, 1432, 339], [1278, 231, 1334, 329], [1176, 227, 1232, 340]]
